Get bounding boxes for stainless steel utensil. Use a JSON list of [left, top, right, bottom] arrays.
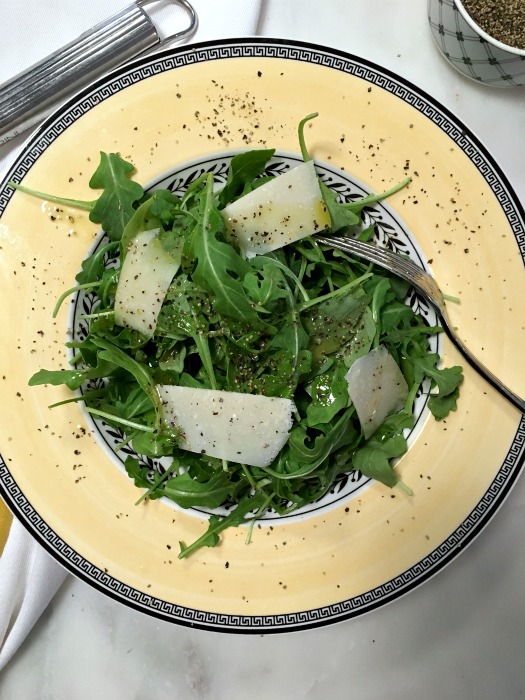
[[0, 0, 197, 146], [316, 235, 525, 413]]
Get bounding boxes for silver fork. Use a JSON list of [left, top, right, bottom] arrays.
[[316, 235, 525, 414]]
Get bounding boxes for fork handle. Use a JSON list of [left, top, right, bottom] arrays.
[[316, 235, 524, 413], [439, 312, 525, 414]]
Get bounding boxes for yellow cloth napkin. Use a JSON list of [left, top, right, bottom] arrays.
[[0, 499, 13, 556]]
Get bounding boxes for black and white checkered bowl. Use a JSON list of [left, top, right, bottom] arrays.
[[428, 0, 525, 87]]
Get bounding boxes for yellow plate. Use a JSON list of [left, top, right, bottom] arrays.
[[0, 39, 524, 631]]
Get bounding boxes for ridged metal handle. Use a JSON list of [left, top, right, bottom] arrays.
[[0, 0, 197, 146]]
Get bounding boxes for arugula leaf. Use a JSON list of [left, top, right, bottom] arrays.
[[124, 457, 158, 492], [90, 382, 153, 421], [88, 153, 144, 241], [352, 446, 399, 488], [303, 290, 371, 366], [164, 471, 233, 509], [319, 180, 361, 231], [119, 196, 163, 258], [28, 358, 114, 390], [192, 175, 269, 329], [297, 112, 318, 161], [11, 153, 146, 244], [369, 276, 393, 344], [156, 276, 219, 388], [379, 300, 415, 333], [428, 387, 461, 420], [344, 178, 412, 217], [305, 364, 349, 426], [369, 411, 415, 442], [89, 337, 164, 424], [288, 409, 357, 467], [341, 307, 376, 367], [217, 149, 275, 208], [75, 241, 119, 285], [412, 354, 463, 419], [413, 355, 463, 397], [318, 175, 411, 234], [127, 427, 173, 458], [7, 182, 95, 212], [228, 346, 310, 398], [242, 263, 288, 310], [147, 189, 182, 224], [178, 491, 267, 558]]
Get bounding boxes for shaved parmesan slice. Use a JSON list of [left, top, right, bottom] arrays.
[[157, 385, 295, 467], [345, 345, 408, 439], [114, 229, 179, 337], [222, 160, 330, 257]]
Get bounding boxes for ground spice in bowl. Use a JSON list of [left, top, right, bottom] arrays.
[[461, 0, 525, 50]]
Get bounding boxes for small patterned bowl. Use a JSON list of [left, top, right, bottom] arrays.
[[428, 0, 525, 87]]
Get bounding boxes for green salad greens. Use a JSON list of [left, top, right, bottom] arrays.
[[17, 116, 463, 558]]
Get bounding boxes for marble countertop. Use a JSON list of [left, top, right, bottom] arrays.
[[1, 1, 524, 697]]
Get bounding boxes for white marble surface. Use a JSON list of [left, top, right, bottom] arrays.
[[1, 0, 525, 697]]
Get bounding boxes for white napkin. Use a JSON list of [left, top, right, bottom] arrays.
[[0, 518, 68, 669], [0, 0, 262, 671]]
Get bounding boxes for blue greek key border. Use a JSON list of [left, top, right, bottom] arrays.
[[1, 38, 524, 631], [1, 413, 524, 631], [2, 39, 525, 263]]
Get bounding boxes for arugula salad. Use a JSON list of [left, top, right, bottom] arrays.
[[17, 115, 463, 558]]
